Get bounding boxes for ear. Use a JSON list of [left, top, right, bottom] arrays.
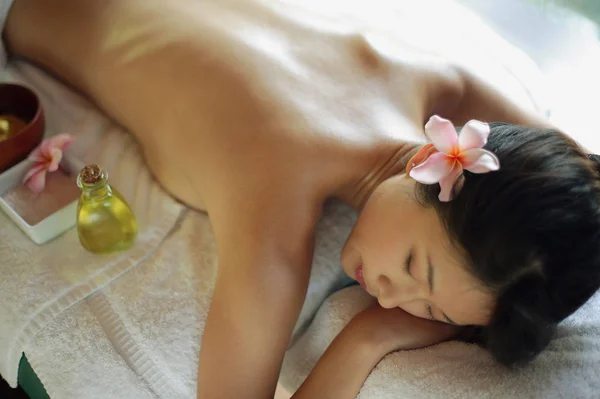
[[406, 143, 436, 174]]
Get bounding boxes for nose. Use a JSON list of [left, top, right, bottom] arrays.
[[375, 273, 425, 309]]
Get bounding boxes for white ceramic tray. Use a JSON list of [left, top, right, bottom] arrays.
[[0, 155, 84, 244]]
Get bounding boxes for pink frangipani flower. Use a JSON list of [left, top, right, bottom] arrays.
[[23, 133, 75, 193], [409, 115, 500, 202]]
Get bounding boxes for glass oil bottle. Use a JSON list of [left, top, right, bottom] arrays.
[[76, 164, 138, 254]]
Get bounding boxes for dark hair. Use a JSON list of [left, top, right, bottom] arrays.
[[417, 123, 600, 367]]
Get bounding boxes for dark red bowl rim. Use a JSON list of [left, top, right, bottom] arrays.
[[0, 82, 44, 144]]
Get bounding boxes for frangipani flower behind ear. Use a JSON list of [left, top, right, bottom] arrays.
[[409, 115, 500, 202], [23, 133, 75, 193]]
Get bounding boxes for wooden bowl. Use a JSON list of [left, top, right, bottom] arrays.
[[0, 83, 45, 173]]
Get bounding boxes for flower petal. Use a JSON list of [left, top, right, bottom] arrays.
[[438, 163, 463, 202], [28, 134, 75, 163], [40, 139, 56, 158], [458, 119, 490, 150], [22, 163, 48, 184], [47, 148, 63, 172], [409, 152, 454, 184], [406, 143, 437, 174], [425, 115, 458, 153], [47, 133, 75, 152], [461, 148, 500, 173], [24, 168, 48, 193], [28, 145, 46, 162]]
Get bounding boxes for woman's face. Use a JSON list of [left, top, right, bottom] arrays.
[[341, 174, 494, 326]]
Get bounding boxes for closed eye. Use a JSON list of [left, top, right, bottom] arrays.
[[403, 248, 413, 277], [426, 305, 436, 321]]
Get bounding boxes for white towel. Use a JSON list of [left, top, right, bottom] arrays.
[[22, 202, 600, 399], [0, 60, 184, 387], [281, 286, 600, 399], [21, 203, 356, 399], [0, 0, 13, 67]]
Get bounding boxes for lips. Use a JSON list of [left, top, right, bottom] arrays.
[[355, 264, 367, 289]]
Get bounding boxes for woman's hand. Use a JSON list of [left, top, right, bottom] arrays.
[[349, 301, 461, 356]]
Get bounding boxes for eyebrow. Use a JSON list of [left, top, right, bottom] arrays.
[[427, 256, 459, 326]]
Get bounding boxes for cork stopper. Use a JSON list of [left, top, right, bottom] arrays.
[[79, 164, 103, 184]]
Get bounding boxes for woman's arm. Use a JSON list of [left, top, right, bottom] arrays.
[[199, 182, 322, 399], [199, 244, 312, 399], [447, 67, 553, 128], [292, 303, 459, 399], [422, 63, 552, 129], [430, 67, 554, 128]]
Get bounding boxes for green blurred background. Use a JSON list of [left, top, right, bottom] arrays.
[[525, 0, 600, 26]]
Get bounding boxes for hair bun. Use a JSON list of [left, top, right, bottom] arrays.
[[485, 274, 555, 367]]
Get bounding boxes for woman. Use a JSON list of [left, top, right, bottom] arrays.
[[4, 0, 600, 398]]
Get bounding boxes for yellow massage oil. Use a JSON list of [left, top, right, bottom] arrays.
[[76, 164, 138, 254]]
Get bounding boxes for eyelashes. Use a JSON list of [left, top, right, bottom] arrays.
[[403, 249, 413, 276], [426, 305, 436, 321], [403, 249, 436, 321]]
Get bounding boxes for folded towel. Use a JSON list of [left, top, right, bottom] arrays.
[[0, 59, 184, 387]]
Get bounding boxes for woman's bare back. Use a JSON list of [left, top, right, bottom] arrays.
[[5, 0, 458, 212]]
